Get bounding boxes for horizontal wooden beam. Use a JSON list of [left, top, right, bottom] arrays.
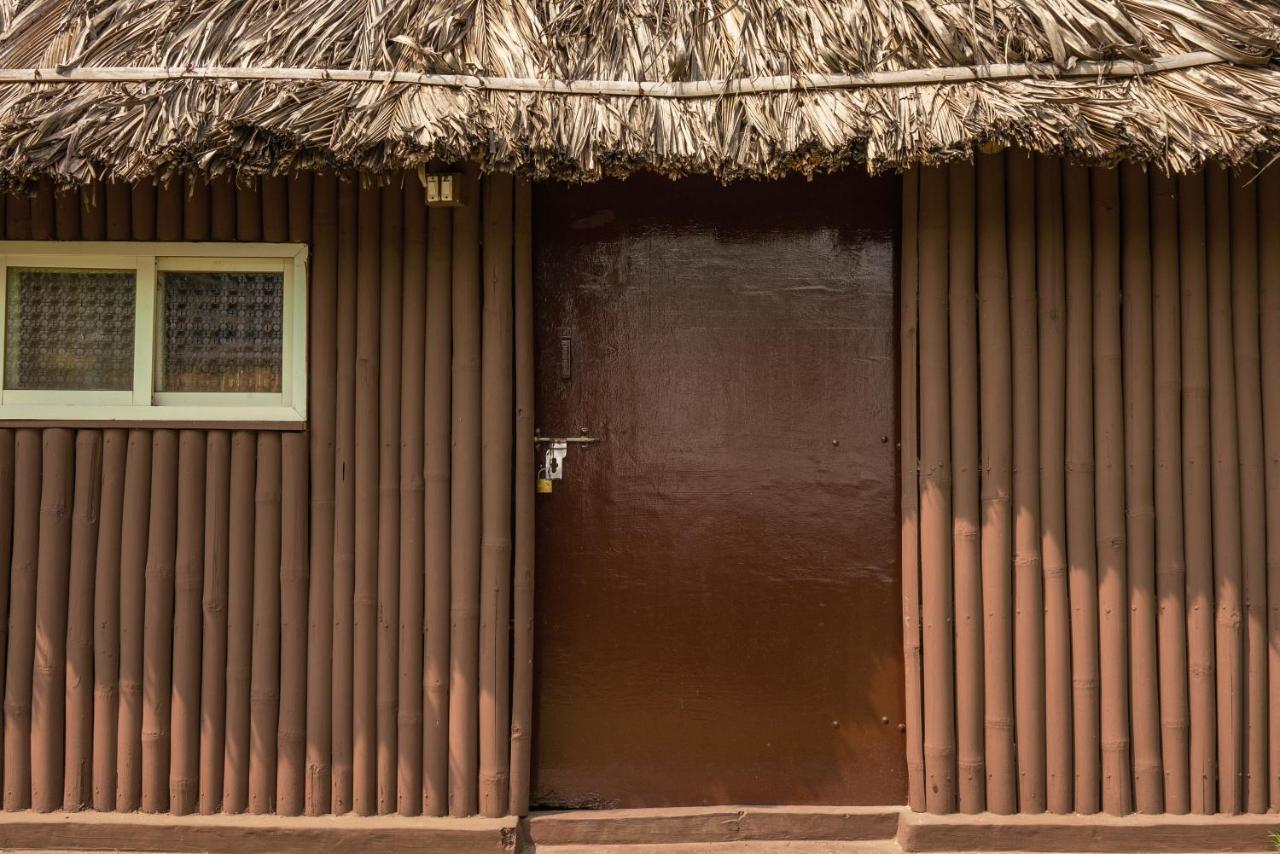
[[0, 50, 1230, 98]]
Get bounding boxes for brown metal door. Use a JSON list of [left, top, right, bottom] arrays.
[[532, 171, 905, 808]]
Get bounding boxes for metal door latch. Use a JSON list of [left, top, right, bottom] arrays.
[[534, 434, 599, 493]]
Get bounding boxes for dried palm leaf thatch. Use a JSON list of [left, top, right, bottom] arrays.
[[0, 0, 1273, 185]]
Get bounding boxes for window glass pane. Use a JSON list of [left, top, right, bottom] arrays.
[[4, 267, 136, 391], [157, 270, 284, 393]]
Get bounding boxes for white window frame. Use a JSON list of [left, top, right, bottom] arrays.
[[0, 241, 308, 423]]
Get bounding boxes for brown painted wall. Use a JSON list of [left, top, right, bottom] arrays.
[[0, 173, 532, 818], [902, 154, 1280, 817]]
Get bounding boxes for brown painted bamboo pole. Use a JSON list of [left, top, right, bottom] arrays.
[[236, 177, 262, 243], [976, 152, 1015, 815], [1059, 161, 1100, 814], [28, 180, 52, 240], [79, 182, 105, 239], [63, 430, 103, 810], [4, 430, 41, 810], [332, 176, 359, 815], [0, 430, 11, 806], [261, 176, 287, 242], [278, 433, 309, 815], [398, 176, 427, 816], [1122, 163, 1162, 814], [1150, 170, 1190, 814], [169, 431, 206, 815], [1092, 167, 1133, 816], [1178, 171, 1217, 814], [199, 431, 231, 814], [131, 182, 156, 241], [275, 180, 309, 819], [307, 172, 338, 816], [509, 176, 535, 816], [918, 165, 956, 813], [222, 431, 256, 813], [479, 172, 515, 819], [288, 171, 312, 243], [1259, 167, 1280, 812], [1008, 150, 1049, 814], [946, 162, 984, 814], [1229, 174, 1266, 815], [376, 181, 405, 815], [115, 431, 152, 811], [900, 168, 925, 813], [5, 188, 30, 241], [140, 431, 178, 812], [31, 429, 74, 812], [424, 202, 454, 817], [248, 433, 282, 814], [449, 168, 483, 818], [92, 431, 126, 811], [1040, 155, 1073, 814], [354, 181, 382, 816], [48, 183, 73, 241], [183, 175, 210, 241], [211, 176, 235, 241], [1207, 167, 1244, 814], [105, 180, 130, 240], [156, 177, 183, 242]]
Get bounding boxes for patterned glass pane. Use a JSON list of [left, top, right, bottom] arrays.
[[4, 267, 136, 391], [158, 270, 284, 393]]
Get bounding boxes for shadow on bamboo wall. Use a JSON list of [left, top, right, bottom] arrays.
[[0, 169, 535, 817], [902, 152, 1280, 816]]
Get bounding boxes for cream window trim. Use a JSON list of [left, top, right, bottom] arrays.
[[0, 241, 308, 423]]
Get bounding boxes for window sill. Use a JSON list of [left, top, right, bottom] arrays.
[[0, 404, 306, 430]]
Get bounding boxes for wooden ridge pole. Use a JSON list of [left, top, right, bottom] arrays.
[[1041, 155, 1072, 814], [947, 162, 984, 814], [353, 181, 382, 815], [1207, 167, 1243, 814], [900, 168, 925, 813], [449, 167, 483, 817], [1121, 163, 1162, 814], [1150, 170, 1190, 814], [31, 428, 74, 812], [1092, 167, 1133, 816], [1229, 173, 1267, 815], [141, 430, 178, 813], [508, 176, 535, 816], [64, 430, 104, 810], [278, 432, 310, 814], [248, 433, 282, 813], [199, 431, 231, 814], [377, 181, 405, 815], [479, 172, 515, 818], [115, 431, 152, 811], [398, 176, 427, 816], [306, 172, 338, 816], [170, 431, 207, 815], [1259, 166, 1280, 812], [423, 201, 454, 816], [331, 176, 359, 815], [92, 430, 126, 811], [976, 152, 1015, 815], [276, 176, 311, 817], [1060, 159, 1097, 813], [1008, 151, 1045, 814], [4, 430, 41, 810], [222, 431, 256, 813], [1179, 170, 1217, 814], [919, 165, 956, 813]]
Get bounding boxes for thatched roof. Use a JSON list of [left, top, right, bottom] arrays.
[[0, 0, 1275, 184]]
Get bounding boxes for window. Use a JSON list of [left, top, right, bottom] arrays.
[[0, 242, 307, 422]]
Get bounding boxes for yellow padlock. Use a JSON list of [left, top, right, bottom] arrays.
[[536, 477, 554, 494]]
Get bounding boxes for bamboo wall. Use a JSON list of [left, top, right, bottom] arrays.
[[0, 170, 536, 817], [901, 153, 1280, 816]]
